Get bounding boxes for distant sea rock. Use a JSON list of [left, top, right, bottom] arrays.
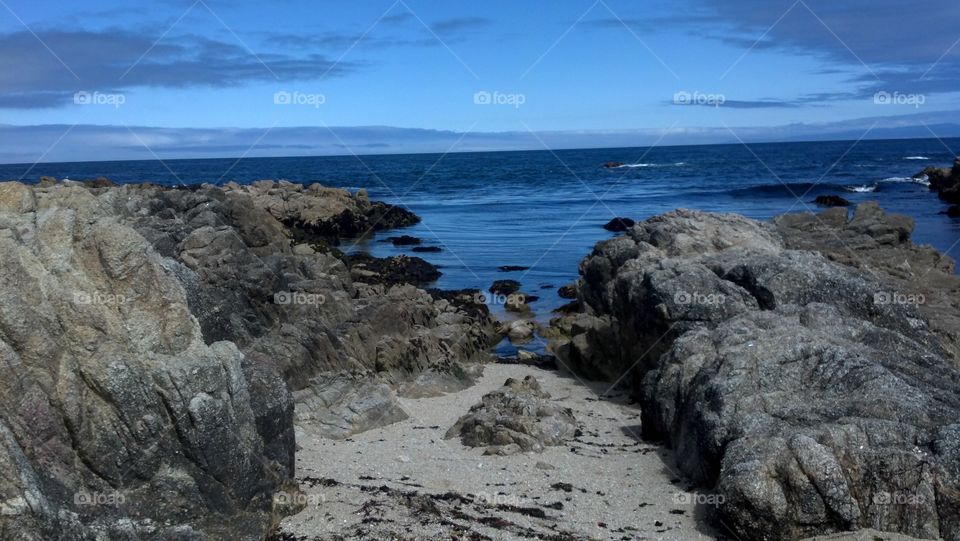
[[550, 204, 960, 540], [814, 194, 851, 207], [602, 217, 635, 232]]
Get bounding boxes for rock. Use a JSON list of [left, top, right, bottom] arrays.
[[814, 194, 851, 207], [294, 373, 408, 439], [489, 279, 521, 296], [603, 162, 625, 168], [502, 319, 536, 343], [223, 179, 420, 241], [411, 246, 442, 253], [535, 461, 557, 470], [445, 376, 578, 454], [0, 184, 294, 539], [349, 253, 442, 286], [498, 265, 530, 272], [917, 157, 960, 204], [0, 180, 499, 539], [497, 351, 558, 370], [602, 217, 635, 232], [774, 202, 960, 362], [552, 206, 960, 541], [947, 205, 960, 218], [385, 235, 422, 246], [557, 283, 577, 299]]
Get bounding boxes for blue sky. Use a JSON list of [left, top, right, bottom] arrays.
[[1, 0, 959, 163]]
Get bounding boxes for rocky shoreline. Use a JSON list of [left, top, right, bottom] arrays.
[[1, 178, 959, 540]]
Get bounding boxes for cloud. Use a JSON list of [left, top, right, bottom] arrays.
[[690, 0, 960, 98], [2, 110, 959, 166], [0, 29, 358, 109], [430, 17, 492, 34]]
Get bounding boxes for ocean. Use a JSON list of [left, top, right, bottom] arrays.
[[3, 138, 958, 325]]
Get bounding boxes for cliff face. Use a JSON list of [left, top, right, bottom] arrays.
[[0, 180, 497, 539], [551, 205, 960, 541]]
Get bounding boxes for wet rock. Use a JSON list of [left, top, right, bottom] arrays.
[[553, 206, 960, 540], [557, 283, 577, 299], [445, 376, 578, 454], [602, 217, 635, 232], [947, 205, 960, 218], [603, 162, 625, 168], [385, 235, 422, 246], [814, 194, 851, 207], [498, 265, 530, 272], [490, 279, 521, 295], [349, 253, 442, 286]]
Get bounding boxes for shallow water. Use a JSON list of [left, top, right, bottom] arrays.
[[4, 138, 959, 322]]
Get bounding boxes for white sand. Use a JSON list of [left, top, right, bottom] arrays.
[[278, 363, 723, 540]]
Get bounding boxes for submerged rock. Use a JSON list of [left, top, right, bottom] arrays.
[[445, 376, 578, 455], [552, 205, 960, 540], [489, 279, 521, 295]]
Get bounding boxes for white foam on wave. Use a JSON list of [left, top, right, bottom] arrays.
[[876, 175, 931, 187], [845, 184, 878, 193], [903, 156, 929, 160], [616, 162, 686, 168]]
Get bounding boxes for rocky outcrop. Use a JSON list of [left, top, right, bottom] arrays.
[[0, 179, 498, 538], [445, 376, 578, 455], [774, 203, 960, 362], [551, 205, 960, 540], [0, 183, 293, 539], [917, 157, 960, 204], [223, 180, 420, 241]]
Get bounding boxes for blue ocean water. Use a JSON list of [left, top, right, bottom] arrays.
[[3, 138, 959, 322]]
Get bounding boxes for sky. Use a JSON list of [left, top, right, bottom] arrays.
[[1, 0, 959, 163]]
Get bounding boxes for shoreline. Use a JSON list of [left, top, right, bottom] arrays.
[[0, 175, 958, 540]]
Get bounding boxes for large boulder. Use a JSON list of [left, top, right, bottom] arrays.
[[552, 206, 960, 540], [917, 157, 960, 204], [0, 183, 294, 539]]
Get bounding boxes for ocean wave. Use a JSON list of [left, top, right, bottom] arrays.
[[903, 156, 929, 160], [615, 162, 686, 168], [879, 176, 930, 187], [845, 184, 878, 193]]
